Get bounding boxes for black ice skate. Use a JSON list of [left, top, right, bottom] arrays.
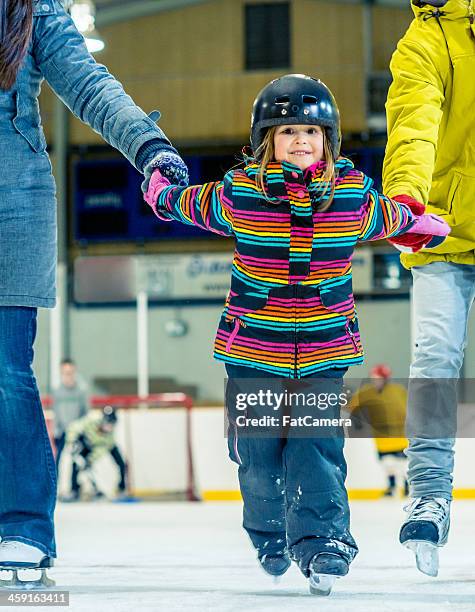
[[259, 552, 291, 577], [0, 542, 54, 589], [400, 497, 450, 577], [308, 552, 349, 596]]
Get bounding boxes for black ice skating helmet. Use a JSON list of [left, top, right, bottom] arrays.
[[102, 405, 118, 425], [250, 74, 341, 160]]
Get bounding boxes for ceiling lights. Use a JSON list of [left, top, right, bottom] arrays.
[[70, 0, 105, 53]]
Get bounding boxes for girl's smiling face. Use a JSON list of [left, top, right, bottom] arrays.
[[273, 124, 324, 170]]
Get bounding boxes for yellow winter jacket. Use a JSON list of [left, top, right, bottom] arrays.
[[383, 0, 475, 268], [348, 382, 408, 453]]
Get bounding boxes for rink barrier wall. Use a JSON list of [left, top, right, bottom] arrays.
[[43, 393, 199, 501], [42, 400, 475, 500], [202, 490, 391, 501], [101, 489, 475, 501]]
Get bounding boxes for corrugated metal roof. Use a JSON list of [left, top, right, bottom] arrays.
[[93, 0, 408, 26], [95, 0, 208, 10], [94, 0, 212, 26]]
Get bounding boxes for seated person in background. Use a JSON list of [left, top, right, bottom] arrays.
[[349, 364, 408, 497], [62, 406, 127, 501]]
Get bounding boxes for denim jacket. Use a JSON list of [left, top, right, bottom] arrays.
[[0, 0, 175, 307], [19, 0, 174, 167]]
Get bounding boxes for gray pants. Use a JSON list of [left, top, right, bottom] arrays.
[[408, 262, 475, 500]]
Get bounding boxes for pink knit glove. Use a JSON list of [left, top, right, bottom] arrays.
[[405, 213, 450, 237], [390, 213, 451, 253], [144, 169, 172, 209]]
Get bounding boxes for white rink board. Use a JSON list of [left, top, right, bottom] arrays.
[[190, 407, 475, 493], [59, 405, 475, 497]]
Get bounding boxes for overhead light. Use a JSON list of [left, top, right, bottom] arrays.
[[70, 0, 105, 53], [84, 27, 105, 53]]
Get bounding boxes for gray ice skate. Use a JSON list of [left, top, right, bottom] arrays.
[[399, 497, 450, 577], [0, 542, 55, 589], [308, 553, 348, 596]]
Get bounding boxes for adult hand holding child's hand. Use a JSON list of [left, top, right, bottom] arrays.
[[388, 194, 451, 253], [141, 151, 189, 194], [144, 169, 171, 209]]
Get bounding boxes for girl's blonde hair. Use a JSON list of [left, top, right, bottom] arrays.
[[254, 126, 336, 212]]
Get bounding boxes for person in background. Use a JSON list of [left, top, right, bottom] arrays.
[[62, 406, 127, 502], [348, 364, 408, 497], [52, 359, 89, 473]]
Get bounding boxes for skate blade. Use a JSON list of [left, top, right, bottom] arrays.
[[309, 573, 337, 596], [405, 541, 439, 577], [0, 569, 55, 590]]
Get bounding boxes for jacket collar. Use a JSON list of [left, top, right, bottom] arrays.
[[411, 0, 473, 21], [244, 157, 354, 200]]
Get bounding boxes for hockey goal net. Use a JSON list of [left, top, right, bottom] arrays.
[[44, 392, 199, 501]]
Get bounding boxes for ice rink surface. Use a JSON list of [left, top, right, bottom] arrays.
[[12, 500, 475, 611]]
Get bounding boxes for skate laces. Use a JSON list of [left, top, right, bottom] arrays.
[[405, 497, 449, 525]]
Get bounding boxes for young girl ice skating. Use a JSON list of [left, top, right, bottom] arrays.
[[144, 74, 449, 595]]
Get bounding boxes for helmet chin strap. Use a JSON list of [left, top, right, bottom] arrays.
[[412, 0, 448, 7]]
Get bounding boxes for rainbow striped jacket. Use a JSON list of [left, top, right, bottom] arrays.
[[151, 158, 414, 377]]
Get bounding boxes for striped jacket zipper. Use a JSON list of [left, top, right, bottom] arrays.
[[293, 283, 299, 378], [346, 319, 358, 353], [225, 317, 247, 353]]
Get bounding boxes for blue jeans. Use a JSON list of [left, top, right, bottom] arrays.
[[0, 307, 57, 557], [407, 262, 475, 500], [54, 433, 66, 472], [225, 363, 357, 574]]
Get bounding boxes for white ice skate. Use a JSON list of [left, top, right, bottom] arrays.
[[400, 497, 450, 577], [0, 541, 54, 589]]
